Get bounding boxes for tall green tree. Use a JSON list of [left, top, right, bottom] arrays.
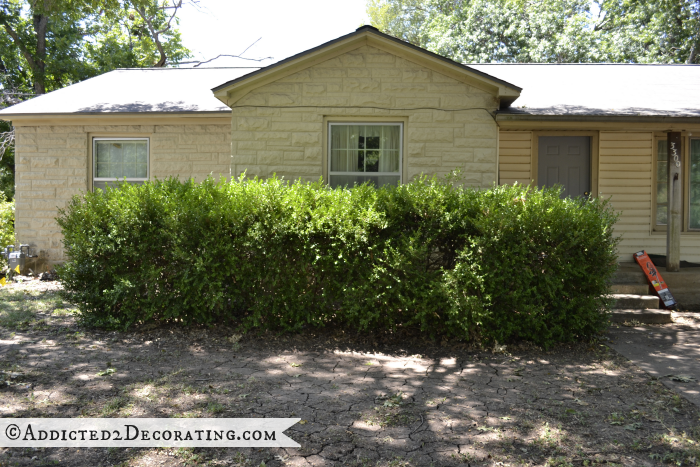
[[367, 0, 700, 63], [598, 0, 700, 63], [0, 0, 190, 95], [0, 0, 191, 200]]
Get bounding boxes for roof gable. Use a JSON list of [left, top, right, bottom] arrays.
[[212, 26, 521, 108]]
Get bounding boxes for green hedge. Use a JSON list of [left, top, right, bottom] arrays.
[[57, 176, 619, 348], [0, 199, 14, 270]]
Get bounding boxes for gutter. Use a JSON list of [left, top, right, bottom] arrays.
[[495, 113, 700, 124], [0, 111, 232, 119]]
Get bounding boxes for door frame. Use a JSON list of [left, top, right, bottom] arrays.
[[531, 131, 599, 197]]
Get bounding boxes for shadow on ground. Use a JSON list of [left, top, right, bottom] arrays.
[[1, 281, 699, 466]]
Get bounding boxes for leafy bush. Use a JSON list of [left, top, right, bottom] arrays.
[[57, 176, 619, 348], [0, 199, 14, 269]]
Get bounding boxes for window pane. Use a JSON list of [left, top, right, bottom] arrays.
[[379, 126, 400, 172], [657, 140, 667, 225], [95, 140, 147, 179], [363, 125, 381, 150], [365, 150, 380, 172], [690, 139, 700, 229], [330, 126, 360, 172]]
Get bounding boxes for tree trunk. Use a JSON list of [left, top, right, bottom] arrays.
[[154, 40, 167, 67], [32, 13, 48, 95]]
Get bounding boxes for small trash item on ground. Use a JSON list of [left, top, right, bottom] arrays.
[[1, 371, 23, 379], [493, 340, 507, 354], [96, 368, 117, 377], [665, 374, 695, 382], [40, 270, 58, 281]]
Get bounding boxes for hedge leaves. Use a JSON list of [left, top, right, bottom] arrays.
[[57, 175, 619, 348]]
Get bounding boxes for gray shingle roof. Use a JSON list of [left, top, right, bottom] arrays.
[[470, 63, 700, 117], [2, 61, 700, 119], [0, 68, 259, 116]]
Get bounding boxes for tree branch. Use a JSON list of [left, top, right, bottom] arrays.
[[133, 0, 185, 67], [185, 37, 272, 67], [187, 54, 273, 67], [133, 4, 167, 66], [0, 129, 14, 163], [237, 37, 262, 57], [0, 18, 40, 75]]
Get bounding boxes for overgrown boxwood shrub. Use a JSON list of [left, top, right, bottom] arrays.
[[57, 176, 619, 348], [0, 199, 14, 270]]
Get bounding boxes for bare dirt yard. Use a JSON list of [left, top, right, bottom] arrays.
[[1, 279, 699, 467]]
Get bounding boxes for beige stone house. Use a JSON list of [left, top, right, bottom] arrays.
[[1, 25, 699, 266]]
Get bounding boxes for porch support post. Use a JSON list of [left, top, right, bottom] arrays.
[[667, 132, 682, 272]]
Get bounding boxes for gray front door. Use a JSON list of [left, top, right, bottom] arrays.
[[538, 136, 591, 198]]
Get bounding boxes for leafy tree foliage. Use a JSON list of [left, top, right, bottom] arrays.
[[600, 0, 700, 64], [0, 196, 13, 263], [0, 120, 13, 201], [0, 0, 190, 95], [0, 0, 190, 199], [367, 0, 700, 63]]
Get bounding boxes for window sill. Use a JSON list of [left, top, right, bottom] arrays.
[[651, 230, 700, 235]]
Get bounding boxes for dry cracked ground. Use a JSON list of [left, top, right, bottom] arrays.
[[2, 280, 700, 467]]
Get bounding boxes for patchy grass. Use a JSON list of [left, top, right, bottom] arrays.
[[0, 284, 75, 330], [2, 279, 700, 467]]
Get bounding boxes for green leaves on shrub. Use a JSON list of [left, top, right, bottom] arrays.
[[56, 176, 619, 348], [0, 199, 14, 269]]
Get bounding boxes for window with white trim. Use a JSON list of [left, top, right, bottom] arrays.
[[328, 123, 402, 188], [690, 139, 700, 229], [93, 138, 149, 191], [655, 138, 700, 231]]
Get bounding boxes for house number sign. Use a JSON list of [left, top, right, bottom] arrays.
[[670, 142, 681, 168]]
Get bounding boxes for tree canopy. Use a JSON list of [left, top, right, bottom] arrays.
[[367, 0, 700, 64], [0, 0, 191, 200], [0, 0, 191, 96]]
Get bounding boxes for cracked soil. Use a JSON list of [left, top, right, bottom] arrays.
[[1, 280, 700, 466]]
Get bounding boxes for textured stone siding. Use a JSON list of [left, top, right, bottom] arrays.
[[13, 122, 230, 264], [230, 45, 499, 185]]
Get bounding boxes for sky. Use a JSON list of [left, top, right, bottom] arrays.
[[176, 0, 370, 68]]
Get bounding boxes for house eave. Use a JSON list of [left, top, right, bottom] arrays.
[[495, 113, 700, 124], [1, 111, 232, 126]]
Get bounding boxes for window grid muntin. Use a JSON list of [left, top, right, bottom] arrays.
[[93, 137, 149, 182]]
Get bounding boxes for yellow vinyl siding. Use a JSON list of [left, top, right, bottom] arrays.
[[598, 131, 700, 262], [498, 131, 531, 185], [599, 132, 652, 260]]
